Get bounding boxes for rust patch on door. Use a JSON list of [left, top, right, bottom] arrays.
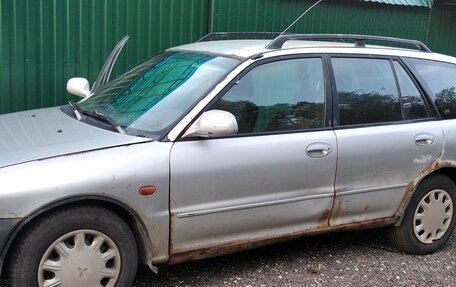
[[335, 187, 347, 193], [329, 199, 343, 226], [317, 209, 331, 228]]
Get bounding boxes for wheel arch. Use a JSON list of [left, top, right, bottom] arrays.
[[433, 167, 456, 186], [395, 166, 456, 226], [0, 195, 155, 276]]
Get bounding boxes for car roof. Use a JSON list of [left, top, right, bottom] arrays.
[[167, 39, 456, 64], [168, 39, 348, 58]]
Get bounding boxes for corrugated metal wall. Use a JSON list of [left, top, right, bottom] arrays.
[[210, 0, 429, 41], [0, 0, 454, 115], [427, 3, 456, 56], [0, 0, 208, 114]]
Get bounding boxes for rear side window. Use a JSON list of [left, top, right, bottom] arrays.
[[393, 61, 430, 120], [213, 58, 325, 134], [332, 58, 401, 125], [404, 58, 456, 119]]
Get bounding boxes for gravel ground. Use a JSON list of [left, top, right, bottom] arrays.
[[132, 229, 456, 287], [2, 229, 455, 286]]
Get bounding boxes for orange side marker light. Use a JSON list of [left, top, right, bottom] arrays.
[[139, 186, 156, 196]]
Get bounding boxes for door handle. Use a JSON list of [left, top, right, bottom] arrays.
[[414, 133, 434, 146], [306, 143, 332, 158]]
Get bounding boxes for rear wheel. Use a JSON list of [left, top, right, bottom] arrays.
[[389, 175, 456, 254], [7, 205, 138, 287]]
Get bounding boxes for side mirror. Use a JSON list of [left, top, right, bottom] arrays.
[[182, 110, 238, 138], [66, 77, 91, 98]]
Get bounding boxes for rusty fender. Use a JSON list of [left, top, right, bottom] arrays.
[[394, 159, 456, 226]]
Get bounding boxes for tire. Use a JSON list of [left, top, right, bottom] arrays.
[[6, 205, 138, 287], [389, 175, 456, 254]]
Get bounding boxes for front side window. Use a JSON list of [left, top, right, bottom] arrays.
[[404, 58, 456, 119], [78, 52, 240, 138], [212, 58, 325, 134], [332, 58, 401, 125]]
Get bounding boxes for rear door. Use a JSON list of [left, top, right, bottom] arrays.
[[329, 57, 443, 226], [169, 56, 337, 254], [403, 58, 456, 163]]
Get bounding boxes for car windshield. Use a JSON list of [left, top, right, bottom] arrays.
[[78, 51, 240, 138]]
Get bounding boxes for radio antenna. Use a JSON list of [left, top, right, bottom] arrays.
[[277, 0, 324, 38]]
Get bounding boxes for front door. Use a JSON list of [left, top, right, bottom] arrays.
[[169, 57, 337, 254]]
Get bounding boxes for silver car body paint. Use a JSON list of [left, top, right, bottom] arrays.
[[0, 140, 172, 263], [332, 121, 444, 225], [440, 120, 456, 164], [0, 107, 149, 168], [170, 131, 337, 253]]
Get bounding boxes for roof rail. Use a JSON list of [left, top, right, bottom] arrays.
[[265, 34, 432, 52], [198, 32, 282, 42]]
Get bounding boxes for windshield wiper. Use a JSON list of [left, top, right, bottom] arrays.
[[68, 101, 82, 120], [82, 110, 126, 134]]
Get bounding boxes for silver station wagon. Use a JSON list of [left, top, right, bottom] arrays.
[[1, 33, 456, 287]]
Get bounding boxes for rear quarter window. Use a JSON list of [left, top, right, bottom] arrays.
[[404, 58, 456, 119], [392, 61, 430, 120]]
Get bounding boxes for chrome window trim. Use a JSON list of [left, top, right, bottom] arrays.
[[167, 47, 456, 142]]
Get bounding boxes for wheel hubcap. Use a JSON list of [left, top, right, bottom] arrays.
[[413, 189, 453, 244], [38, 229, 121, 287]]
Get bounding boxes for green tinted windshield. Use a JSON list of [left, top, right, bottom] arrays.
[[79, 52, 239, 138]]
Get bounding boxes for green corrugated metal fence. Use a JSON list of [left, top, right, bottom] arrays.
[[0, 0, 455, 115], [0, 0, 208, 114], [427, 2, 456, 56], [210, 0, 430, 41]]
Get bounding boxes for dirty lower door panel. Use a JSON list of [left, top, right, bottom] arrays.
[[169, 131, 337, 254], [331, 122, 443, 226]]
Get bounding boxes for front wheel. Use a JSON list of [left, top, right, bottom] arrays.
[[389, 175, 456, 254], [7, 205, 138, 287]]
